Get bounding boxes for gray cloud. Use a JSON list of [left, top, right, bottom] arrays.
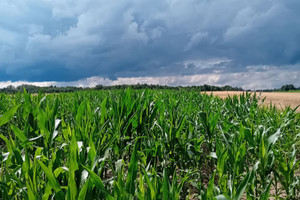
[[0, 65, 299, 90], [0, 0, 299, 86]]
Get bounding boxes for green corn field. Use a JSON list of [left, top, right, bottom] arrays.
[[0, 89, 299, 199]]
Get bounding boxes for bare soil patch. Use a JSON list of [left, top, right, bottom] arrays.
[[204, 91, 300, 112]]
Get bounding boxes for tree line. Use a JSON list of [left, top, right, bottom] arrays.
[[256, 84, 299, 92], [0, 83, 298, 94], [0, 84, 243, 94]]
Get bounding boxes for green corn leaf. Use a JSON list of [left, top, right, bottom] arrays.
[[75, 100, 86, 125], [175, 115, 186, 138], [267, 128, 281, 147], [233, 170, 253, 200], [101, 97, 108, 124], [125, 142, 139, 195], [162, 168, 169, 200], [82, 165, 114, 199], [42, 183, 53, 200], [78, 179, 90, 200], [137, 172, 145, 200], [37, 160, 63, 197], [0, 104, 20, 127], [142, 168, 156, 200], [67, 171, 78, 200], [26, 178, 37, 200], [0, 134, 13, 152], [260, 181, 272, 200], [54, 167, 69, 178], [207, 171, 216, 200], [69, 126, 79, 172], [11, 124, 28, 143]]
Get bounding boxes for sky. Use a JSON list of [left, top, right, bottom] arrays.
[[0, 0, 300, 90]]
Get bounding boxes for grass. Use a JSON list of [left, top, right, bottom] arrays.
[[0, 89, 299, 199]]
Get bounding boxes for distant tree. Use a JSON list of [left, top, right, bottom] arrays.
[[95, 85, 104, 90], [281, 84, 296, 91]]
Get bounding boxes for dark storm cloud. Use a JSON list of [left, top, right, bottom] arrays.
[[0, 0, 299, 87]]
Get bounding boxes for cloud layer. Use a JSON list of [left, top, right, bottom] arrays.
[[0, 0, 299, 88], [1, 65, 299, 90]]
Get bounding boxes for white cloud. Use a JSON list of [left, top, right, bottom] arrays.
[[0, 80, 55, 88], [1, 65, 299, 90]]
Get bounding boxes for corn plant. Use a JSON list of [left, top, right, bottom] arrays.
[[0, 89, 299, 199]]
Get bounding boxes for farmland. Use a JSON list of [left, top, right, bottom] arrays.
[[0, 89, 299, 199], [205, 91, 300, 112]]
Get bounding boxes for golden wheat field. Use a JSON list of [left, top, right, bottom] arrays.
[[204, 91, 300, 112]]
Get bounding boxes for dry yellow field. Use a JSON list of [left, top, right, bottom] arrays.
[[204, 91, 300, 112]]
